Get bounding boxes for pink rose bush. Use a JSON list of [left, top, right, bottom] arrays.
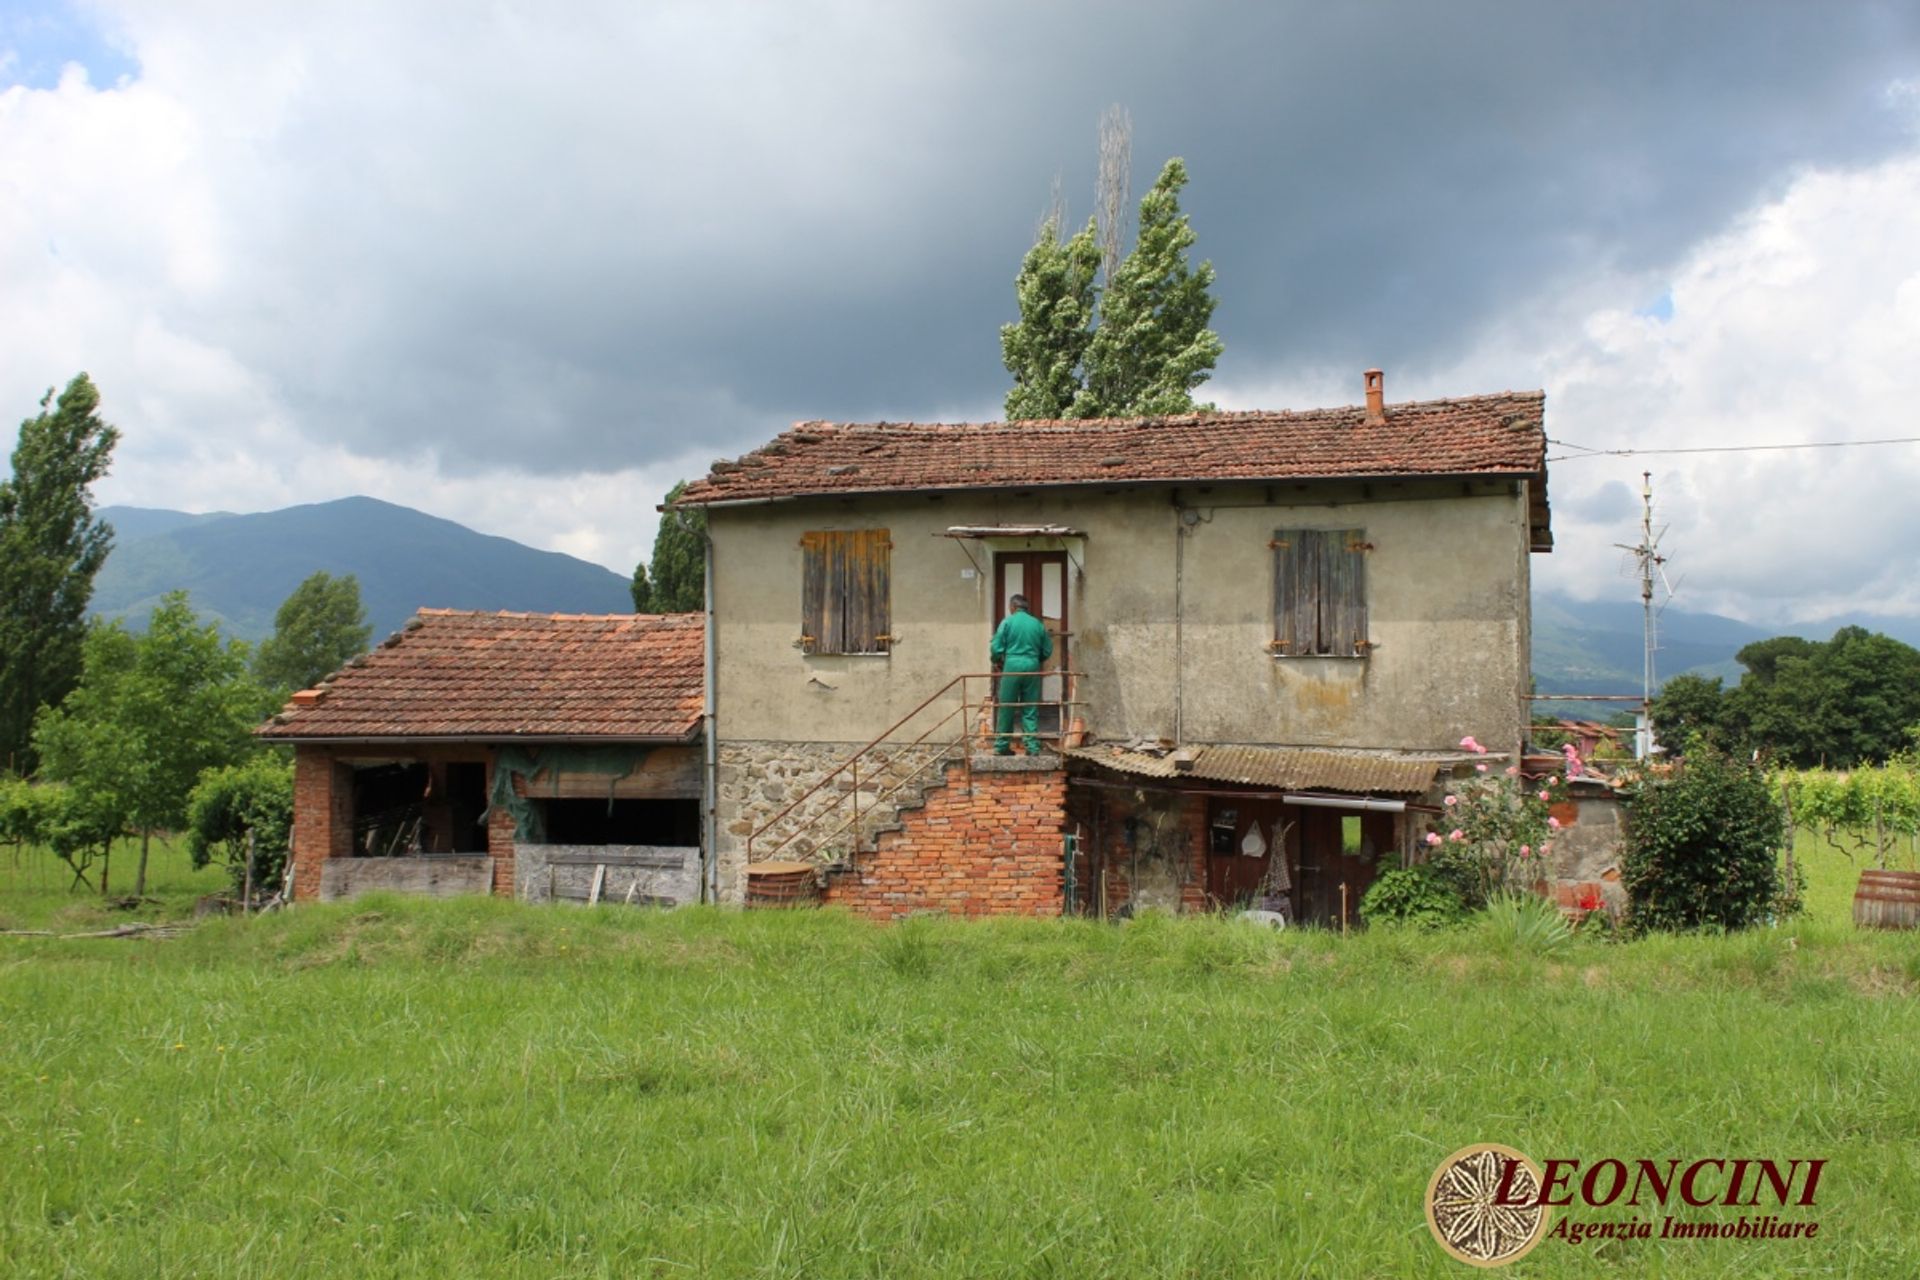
[[1420, 740, 1572, 905]]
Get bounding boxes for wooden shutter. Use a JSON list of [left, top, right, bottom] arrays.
[[1273, 528, 1367, 657], [844, 529, 891, 653], [1327, 529, 1367, 657], [800, 530, 891, 654]]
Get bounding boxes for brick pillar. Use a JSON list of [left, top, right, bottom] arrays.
[[291, 746, 353, 902], [485, 755, 518, 898]]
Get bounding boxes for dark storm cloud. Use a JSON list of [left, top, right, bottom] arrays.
[[141, 1, 1920, 473]]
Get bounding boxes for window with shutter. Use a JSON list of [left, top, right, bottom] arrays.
[[799, 530, 892, 654], [1271, 528, 1369, 657]]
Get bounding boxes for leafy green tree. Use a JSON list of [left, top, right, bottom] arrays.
[[1623, 748, 1787, 932], [629, 561, 653, 612], [0, 374, 120, 770], [1720, 627, 1920, 767], [185, 752, 294, 900], [1000, 215, 1101, 420], [33, 594, 268, 896], [1073, 158, 1222, 418], [646, 482, 706, 613], [253, 571, 371, 695], [1650, 672, 1731, 753]]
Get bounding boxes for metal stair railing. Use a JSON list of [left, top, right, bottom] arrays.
[[745, 671, 1084, 867]]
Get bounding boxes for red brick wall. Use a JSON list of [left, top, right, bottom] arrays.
[[290, 746, 354, 902], [823, 763, 1066, 921], [486, 759, 518, 898]]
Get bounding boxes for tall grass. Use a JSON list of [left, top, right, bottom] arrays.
[[0, 840, 1916, 1276]]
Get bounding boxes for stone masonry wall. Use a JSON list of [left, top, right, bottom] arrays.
[[716, 740, 947, 904], [823, 755, 1066, 921]]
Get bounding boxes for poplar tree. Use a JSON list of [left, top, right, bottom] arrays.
[[999, 215, 1101, 420], [254, 570, 372, 695], [1073, 158, 1223, 418], [643, 482, 706, 613], [0, 374, 120, 770]]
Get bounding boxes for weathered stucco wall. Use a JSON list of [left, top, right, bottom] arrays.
[[708, 479, 1535, 757]]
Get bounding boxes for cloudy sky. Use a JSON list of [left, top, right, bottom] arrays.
[[5, 1, 1920, 625]]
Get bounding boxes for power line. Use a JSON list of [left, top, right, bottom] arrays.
[[1548, 435, 1920, 462]]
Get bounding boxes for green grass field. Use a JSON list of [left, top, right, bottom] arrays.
[[3, 836, 1918, 1278]]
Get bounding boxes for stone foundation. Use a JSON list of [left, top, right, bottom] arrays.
[[716, 739, 950, 904]]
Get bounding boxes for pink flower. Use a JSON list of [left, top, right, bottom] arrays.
[[1449, 829, 1466, 843], [1444, 795, 1458, 807], [1460, 735, 1487, 754], [1538, 790, 1551, 803], [1425, 832, 1442, 847], [1505, 765, 1520, 777], [1548, 816, 1562, 829], [1519, 844, 1532, 857], [1475, 763, 1489, 773], [1563, 743, 1585, 779], [1541, 841, 1553, 855]]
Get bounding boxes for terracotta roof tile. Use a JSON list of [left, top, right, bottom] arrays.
[[257, 610, 703, 741], [678, 392, 1548, 508]]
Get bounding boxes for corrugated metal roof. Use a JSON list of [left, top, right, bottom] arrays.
[[1065, 743, 1447, 795]]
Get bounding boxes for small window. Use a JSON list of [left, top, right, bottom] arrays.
[[801, 529, 891, 654], [1272, 528, 1369, 657]]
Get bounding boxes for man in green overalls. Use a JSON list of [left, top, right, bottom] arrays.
[[990, 593, 1053, 756]]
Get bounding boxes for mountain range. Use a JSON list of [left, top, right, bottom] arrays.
[[92, 497, 633, 641], [89, 497, 1920, 699]]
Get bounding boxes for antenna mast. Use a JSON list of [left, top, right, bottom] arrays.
[[1613, 472, 1665, 759]]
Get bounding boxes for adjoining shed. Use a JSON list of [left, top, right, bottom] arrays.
[[257, 610, 706, 905]]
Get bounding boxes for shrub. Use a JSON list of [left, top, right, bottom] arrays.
[[1623, 749, 1786, 932], [1416, 737, 1567, 907], [1478, 891, 1574, 956], [1360, 866, 1466, 930], [185, 753, 294, 898]]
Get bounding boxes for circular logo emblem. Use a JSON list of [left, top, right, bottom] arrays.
[[1425, 1143, 1552, 1268]]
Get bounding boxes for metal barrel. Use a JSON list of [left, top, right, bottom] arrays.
[[1853, 869, 1920, 930]]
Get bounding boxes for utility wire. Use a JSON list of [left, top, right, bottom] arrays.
[[1548, 435, 1920, 462]]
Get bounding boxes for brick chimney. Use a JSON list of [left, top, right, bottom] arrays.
[[1364, 369, 1386, 425]]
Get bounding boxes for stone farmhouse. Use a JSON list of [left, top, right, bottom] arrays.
[[677, 372, 1552, 922], [265, 372, 1557, 924]]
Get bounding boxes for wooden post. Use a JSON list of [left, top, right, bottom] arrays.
[[1781, 787, 1796, 897], [242, 829, 256, 913]]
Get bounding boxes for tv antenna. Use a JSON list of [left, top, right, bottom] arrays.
[[1613, 471, 1673, 758]]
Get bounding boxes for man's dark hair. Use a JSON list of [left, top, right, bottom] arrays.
[[1010, 594, 1030, 611]]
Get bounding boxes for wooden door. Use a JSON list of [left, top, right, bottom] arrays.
[[1295, 809, 1393, 927], [993, 552, 1070, 731]]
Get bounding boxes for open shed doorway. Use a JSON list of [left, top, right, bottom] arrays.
[[1204, 797, 1394, 927], [992, 551, 1070, 737]]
